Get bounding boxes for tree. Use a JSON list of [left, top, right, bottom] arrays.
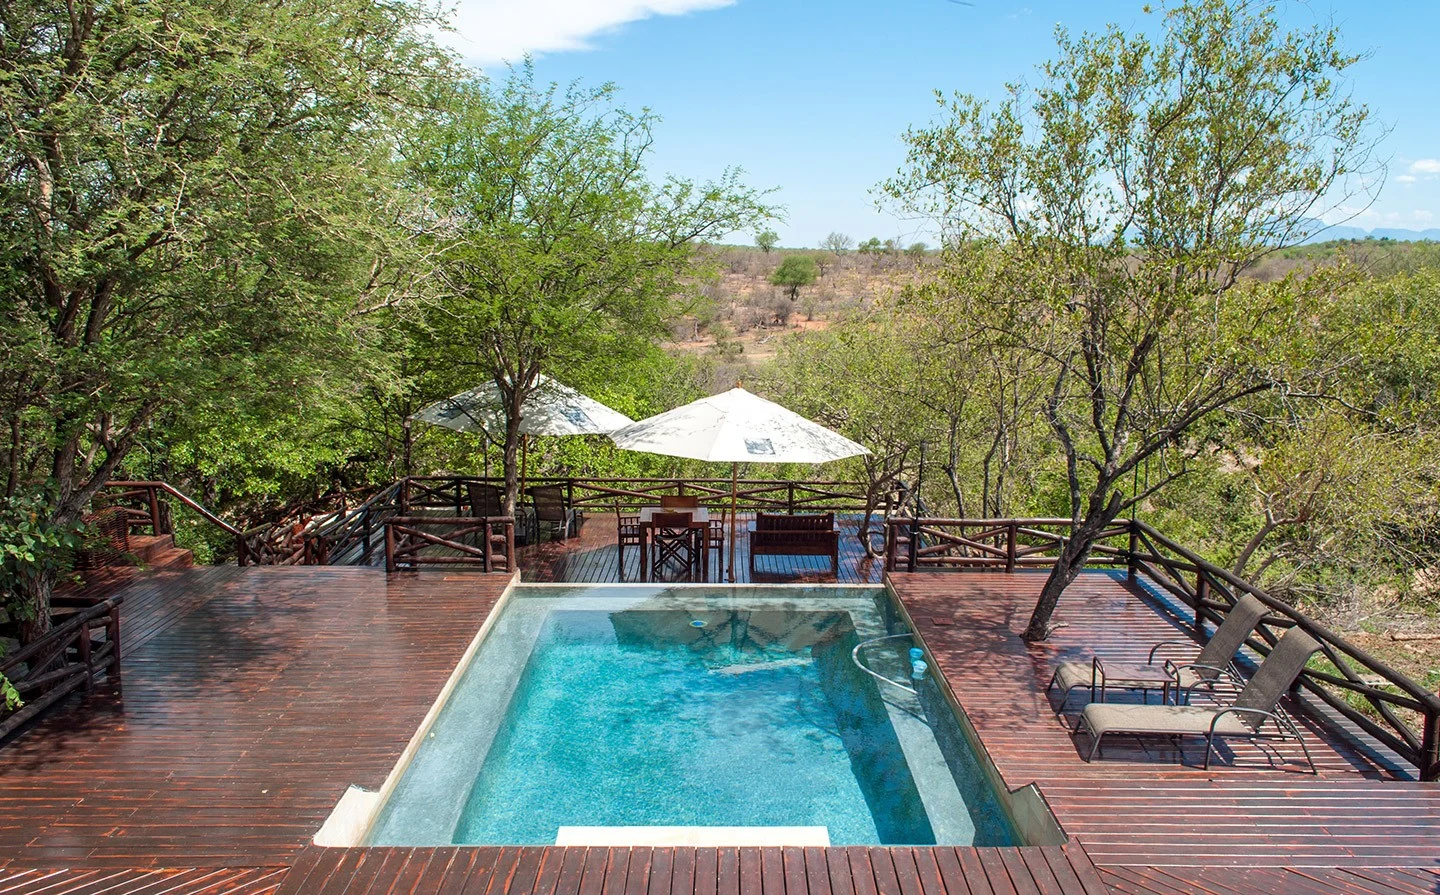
[[770, 256, 820, 302], [906, 242, 929, 260], [857, 237, 885, 255], [755, 230, 780, 254], [0, 0, 446, 640], [821, 232, 855, 254], [885, 0, 1376, 641], [410, 69, 771, 512]]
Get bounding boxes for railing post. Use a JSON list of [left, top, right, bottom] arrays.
[[147, 486, 163, 535], [235, 534, 249, 567], [399, 478, 410, 514], [106, 603, 122, 689], [384, 522, 397, 573], [1421, 709, 1439, 782], [787, 482, 795, 514], [907, 513, 920, 572], [1127, 520, 1139, 582], [1006, 522, 1017, 573], [77, 620, 93, 690], [1194, 574, 1210, 640]]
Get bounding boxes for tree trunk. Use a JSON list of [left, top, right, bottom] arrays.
[[501, 416, 522, 516], [1022, 491, 1122, 642], [16, 567, 57, 645]]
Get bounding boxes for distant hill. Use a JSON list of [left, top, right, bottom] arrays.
[[1301, 224, 1440, 243]]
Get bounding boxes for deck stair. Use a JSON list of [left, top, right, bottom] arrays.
[[126, 533, 195, 570]]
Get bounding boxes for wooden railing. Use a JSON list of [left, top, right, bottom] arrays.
[[99, 481, 252, 564], [1128, 521, 1440, 782], [884, 517, 1132, 572], [383, 516, 516, 573], [884, 515, 1440, 781], [399, 475, 872, 515], [306, 481, 405, 566], [0, 598, 123, 742]]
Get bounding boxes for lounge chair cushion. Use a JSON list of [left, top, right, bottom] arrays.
[[1080, 703, 1255, 738]]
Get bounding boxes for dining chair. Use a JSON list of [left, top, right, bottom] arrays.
[[615, 504, 643, 580], [649, 511, 700, 580], [660, 494, 701, 510]]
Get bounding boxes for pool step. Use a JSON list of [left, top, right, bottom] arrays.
[[555, 826, 831, 846]]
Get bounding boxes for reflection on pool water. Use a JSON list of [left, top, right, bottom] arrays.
[[367, 585, 1019, 847]]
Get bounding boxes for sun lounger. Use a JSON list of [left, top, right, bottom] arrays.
[[1047, 593, 1270, 707], [1073, 626, 1321, 772]]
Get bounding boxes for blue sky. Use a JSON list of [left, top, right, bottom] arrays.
[[443, 1, 1440, 247]]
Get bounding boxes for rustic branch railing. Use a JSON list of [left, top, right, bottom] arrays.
[[884, 515, 1440, 781], [884, 517, 1131, 572], [1127, 520, 1440, 782], [100, 481, 250, 564], [383, 516, 516, 573], [0, 598, 123, 742], [306, 481, 405, 566], [399, 476, 872, 515]]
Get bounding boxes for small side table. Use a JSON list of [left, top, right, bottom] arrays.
[[1093, 659, 1176, 705]]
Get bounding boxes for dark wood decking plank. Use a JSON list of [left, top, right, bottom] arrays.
[[843, 849, 877, 895], [432, 849, 482, 895], [760, 848, 784, 895], [782, 848, 808, 895], [622, 848, 653, 895], [646, 850, 674, 895], [692, 849, 718, 895], [801, 848, 831, 895], [929, 848, 974, 895], [886, 850, 923, 895], [527, 849, 567, 895], [714, 849, 738, 895], [738, 851, 762, 895], [909, 847, 955, 895], [577, 847, 611, 895], [821, 850, 853, 895], [463, 848, 509, 895], [670, 851, 697, 895]]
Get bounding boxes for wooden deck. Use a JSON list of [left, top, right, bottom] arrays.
[[887, 571, 1440, 881], [514, 513, 883, 584], [0, 562, 1436, 894]]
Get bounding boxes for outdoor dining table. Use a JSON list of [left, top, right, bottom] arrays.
[[637, 506, 711, 581]]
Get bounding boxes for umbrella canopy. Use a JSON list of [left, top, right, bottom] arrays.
[[413, 375, 633, 438], [608, 387, 869, 581], [607, 387, 868, 464]]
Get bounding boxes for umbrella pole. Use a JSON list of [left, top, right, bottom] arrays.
[[728, 462, 738, 582]]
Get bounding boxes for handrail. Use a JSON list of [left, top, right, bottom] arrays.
[[1, 597, 123, 742], [884, 514, 1440, 781], [103, 481, 240, 535]]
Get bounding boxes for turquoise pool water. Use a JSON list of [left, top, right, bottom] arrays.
[[368, 585, 1018, 847]]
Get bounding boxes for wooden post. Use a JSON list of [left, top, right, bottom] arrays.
[[235, 533, 249, 567], [147, 486, 163, 535], [482, 521, 493, 573], [1127, 520, 1139, 582], [77, 620, 93, 691], [1195, 575, 1210, 640], [1005, 522, 1017, 573], [1421, 708, 1439, 782], [384, 522, 397, 573], [787, 482, 795, 514], [106, 604, 122, 689]]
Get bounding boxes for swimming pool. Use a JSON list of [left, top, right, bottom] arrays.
[[366, 585, 1019, 847]]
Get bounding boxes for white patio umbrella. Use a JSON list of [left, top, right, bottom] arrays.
[[413, 375, 633, 492], [607, 387, 869, 581]]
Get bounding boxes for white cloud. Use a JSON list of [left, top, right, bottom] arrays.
[[1408, 158, 1440, 175], [1395, 174, 1418, 184], [1415, 210, 1435, 223], [443, 0, 735, 66]]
